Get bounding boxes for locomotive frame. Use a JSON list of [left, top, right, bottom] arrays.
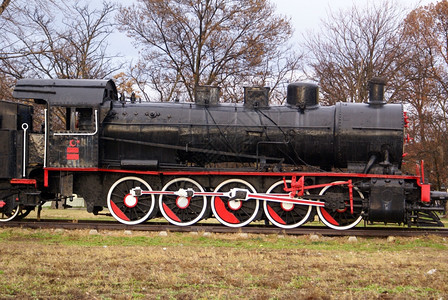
[[0, 78, 446, 230]]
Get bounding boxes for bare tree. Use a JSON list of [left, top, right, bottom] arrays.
[[118, 0, 302, 102], [303, 0, 408, 104], [0, 0, 123, 132], [0, 0, 122, 80]]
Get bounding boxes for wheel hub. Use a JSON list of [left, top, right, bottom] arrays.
[[176, 196, 190, 209], [228, 199, 242, 210], [280, 202, 294, 211], [124, 194, 138, 208]]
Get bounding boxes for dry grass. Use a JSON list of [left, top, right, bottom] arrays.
[[0, 226, 447, 299], [26, 208, 113, 222]]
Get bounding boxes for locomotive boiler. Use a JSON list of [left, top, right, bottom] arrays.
[[0, 78, 446, 230], [100, 82, 403, 173]]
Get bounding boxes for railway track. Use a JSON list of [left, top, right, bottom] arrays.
[[2, 219, 448, 237]]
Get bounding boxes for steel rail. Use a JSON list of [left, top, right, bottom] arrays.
[[1, 219, 448, 237]]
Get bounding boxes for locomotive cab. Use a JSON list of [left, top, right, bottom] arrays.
[[13, 79, 118, 170], [12, 79, 117, 205]]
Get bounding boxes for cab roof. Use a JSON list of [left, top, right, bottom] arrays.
[[13, 78, 118, 106]]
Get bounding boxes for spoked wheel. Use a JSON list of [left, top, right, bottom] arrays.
[[0, 195, 20, 222], [263, 180, 312, 229], [107, 176, 156, 225], [159, 178, 207, 226], [211, 179, 259, 227], [316, 181, 364, 230], [14, 206, 33, 221]]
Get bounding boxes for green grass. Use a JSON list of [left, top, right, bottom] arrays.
[[1, 228, 446, 252], [1, 227, 447, 253]]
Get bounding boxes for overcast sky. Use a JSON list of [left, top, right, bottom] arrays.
[[272, 0, 437, 39]]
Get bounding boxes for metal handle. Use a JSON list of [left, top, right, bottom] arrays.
[[22, 123, 29, 178]]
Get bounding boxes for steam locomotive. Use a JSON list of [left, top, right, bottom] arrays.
[[0, 78, 446, 230]]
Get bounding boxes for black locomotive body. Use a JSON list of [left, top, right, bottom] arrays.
[[101, 97, 404, 172], [0, 78, 446, 229]]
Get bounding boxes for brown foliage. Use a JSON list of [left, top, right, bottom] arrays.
[[0, 72, 14, 100], [0, 0, 10, 15], [398, 1, 448, 189], [118, 0, 302, 102], [113, 72, 141, 98]]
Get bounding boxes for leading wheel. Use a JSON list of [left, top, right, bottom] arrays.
[[0, 195, 20, 222], [263, 180, 312, 229], [211, 179, 259, 227], [316, 181, 364, 230], [107, 177, 156, 225], [159, 178, 207, 226]]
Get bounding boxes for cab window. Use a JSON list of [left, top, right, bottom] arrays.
[[50, 107, 93, 132]]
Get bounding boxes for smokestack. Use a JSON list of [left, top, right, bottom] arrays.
[[368, 77, 386, 104]]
